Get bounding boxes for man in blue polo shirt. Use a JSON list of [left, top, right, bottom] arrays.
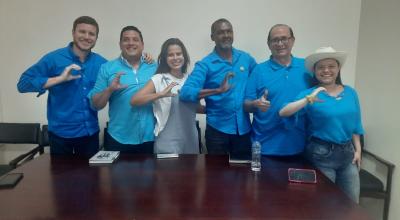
[[88, 26, 157, 154], [180, 18, 257, 156], [17, 16, 107, 157], [244, 24, 313, 156]]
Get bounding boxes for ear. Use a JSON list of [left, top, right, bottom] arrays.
[[211, 33, 215, 42]]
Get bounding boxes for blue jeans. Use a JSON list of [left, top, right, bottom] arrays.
[[48, 131, 99, 158], [304, 137, 360, 203], [205, 124, 251, 158]]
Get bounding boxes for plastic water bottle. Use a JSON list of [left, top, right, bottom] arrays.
[[251, 141, 261, 171]]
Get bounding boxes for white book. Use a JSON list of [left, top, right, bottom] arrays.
[[228, 153, 251, 164], [89, 151, 120, 164], [156, 153, 179, 159]]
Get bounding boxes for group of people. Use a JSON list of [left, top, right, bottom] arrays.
[[17, 16, 363, 203]]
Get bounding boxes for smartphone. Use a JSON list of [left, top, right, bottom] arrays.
[[288, 168, 317, 184], [0, 173, 23, 189]]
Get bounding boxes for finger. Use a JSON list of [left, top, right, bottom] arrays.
[[70, 75, 82, 80], [115, 72, 126, 77], [69, 64, 82, 71], [263, 90, 269, 99], [227, 72, 235, 79]]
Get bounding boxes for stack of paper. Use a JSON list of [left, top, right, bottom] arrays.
[[89, 151, 120, 164]]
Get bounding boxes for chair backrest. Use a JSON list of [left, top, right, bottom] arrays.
[[40, 125, 49, 147], [0, 123, 40, 144]]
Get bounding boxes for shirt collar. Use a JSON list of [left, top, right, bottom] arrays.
[[268, 55, 301, 70], [119, 54, 144, 69], [67, 42, 92, 62], [209, 47, 240, 63]]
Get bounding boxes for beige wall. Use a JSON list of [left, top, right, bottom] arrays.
[[356, 0, 400, 219], [0, 0, 361, 126]]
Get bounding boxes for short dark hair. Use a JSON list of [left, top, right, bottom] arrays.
[[267, 24, 294, 42], [156, 38, 190, 74], [211, 18, 232, 36], [73, 16, 99, 36], [120, 26, 143, 42]]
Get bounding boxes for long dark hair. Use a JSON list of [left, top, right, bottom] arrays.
[[155, 38, 190, 74]]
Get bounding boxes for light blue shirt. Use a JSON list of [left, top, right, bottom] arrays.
[[17, 43, 107, 138], [245, 56, 313, 155], [180, 48, 257, 135], [294, 85, 364, 144], [88, 56, 157, 144]]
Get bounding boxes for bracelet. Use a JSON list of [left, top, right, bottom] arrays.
[[305, 95, 315, 105]]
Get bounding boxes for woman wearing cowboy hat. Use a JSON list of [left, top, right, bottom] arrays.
[[279, 46, 364, 203]]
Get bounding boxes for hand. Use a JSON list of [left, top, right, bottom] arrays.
[[143, 52, 154, 64], [159, 82, 178, 98], [58, 64, 82, 82], [109, 72, 128, 92], [311, 87, 326, 96], [352, 150, 362, 170], [306, 87, 326, 104], [217, 72, 234, 93], [255, 90, 270, 112]]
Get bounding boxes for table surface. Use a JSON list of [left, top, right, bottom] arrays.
[[0, 154, 372, 220]]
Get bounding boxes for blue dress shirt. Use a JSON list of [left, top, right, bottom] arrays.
[[180, 48, 257, 135], [17, 43, 107, 138], [245, 56, 313, 155], [88, 56, 157, 145], [293, 85, 364, 144]]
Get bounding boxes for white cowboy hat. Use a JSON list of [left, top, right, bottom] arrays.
[[305, 46, 347, 74]]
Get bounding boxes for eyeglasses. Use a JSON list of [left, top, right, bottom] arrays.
[[269, 37, 292, 45]]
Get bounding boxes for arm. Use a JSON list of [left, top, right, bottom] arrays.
[[244, 90, 270, 113], [42, 64, 82, 89], [17, 56, 81, 94], [279, 98, 309, 117], [130, 80, 178, 106], [352, 134, 362, 169], [198, 72, 234, 99], [196, 102, 206, 114], [91, 72, 127, 110], [279, 87, 326, 117]]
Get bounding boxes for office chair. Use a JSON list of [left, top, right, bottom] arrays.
[[0, 122, 41, 176], [38, 125, 49, 154], [196, 120, 203, 153], [359, 135, 395, 220]]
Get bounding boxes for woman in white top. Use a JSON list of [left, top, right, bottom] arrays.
[[131, 38, 200, 154]]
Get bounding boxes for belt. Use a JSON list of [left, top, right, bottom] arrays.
[[309, 136, 351, 148]]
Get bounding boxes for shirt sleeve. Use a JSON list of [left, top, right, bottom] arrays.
[[352, 88, 365, 135], [244, 65, 259, 101], [87, 64, 110, 108], [179, 61, 208, 102], [17, 55, 52, 96]]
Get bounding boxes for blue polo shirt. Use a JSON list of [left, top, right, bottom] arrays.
[[17, 43, 107, 138], [245, 56, 313, 155], [88, 56, 157, 145], [180, 48, 257, 135], [293, 85, 364, 144]]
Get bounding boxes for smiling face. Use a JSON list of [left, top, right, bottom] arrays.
[[268, 25, 294, 60], [166, 44, 184, 74], [119, 30, 144, 60], [72, 23, 98, 52], [211, 21, 234, 51], [314, 58, 340, 85]]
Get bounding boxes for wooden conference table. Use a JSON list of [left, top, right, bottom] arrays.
[[0, 154, 372, 220]]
